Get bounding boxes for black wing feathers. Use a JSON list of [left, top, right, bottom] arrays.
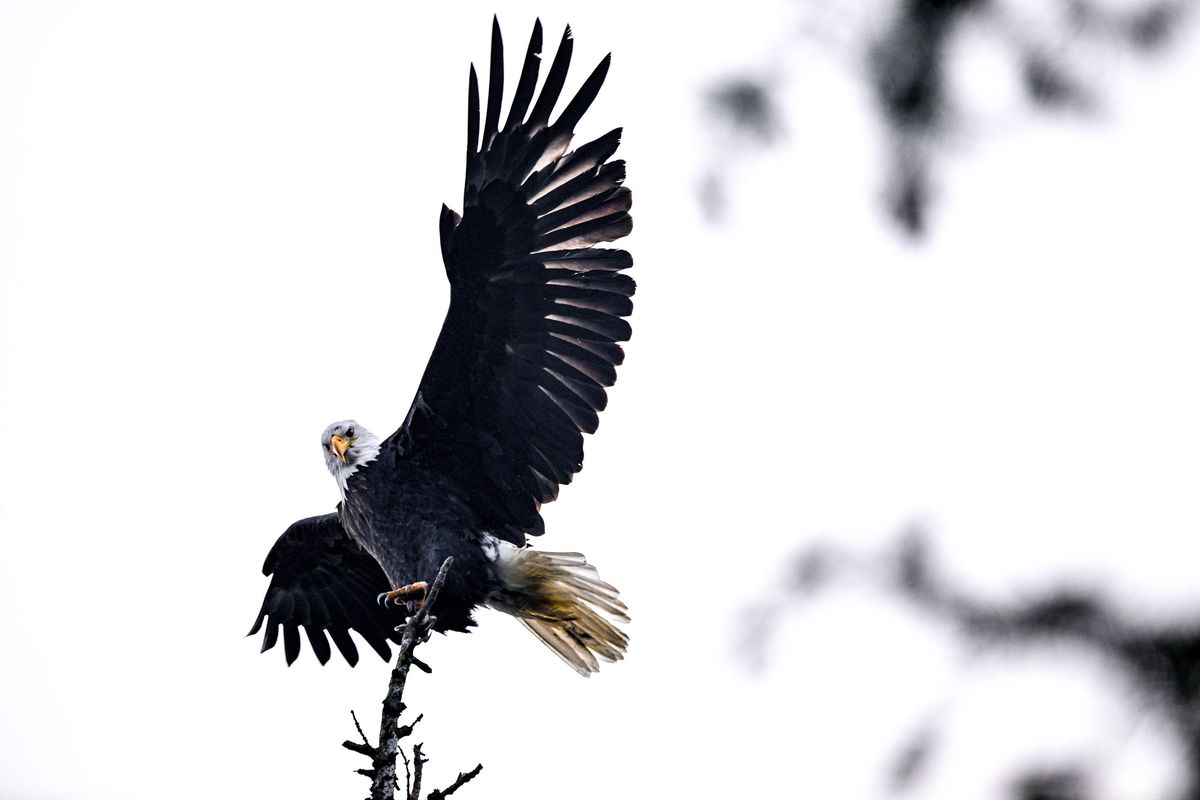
[[528, 26, 573, 128], [248, 514, 404, 666], [465, 66, 481, 174], [551, 53, 610, 136], [439, 204, 461, 262], [483, 18, 505, 146], [504, 21, 543, 132], [392, 19, 634, 542]]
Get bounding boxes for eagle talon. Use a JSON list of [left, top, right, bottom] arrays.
[[414, 614, 438, 643], [378, 581, 429, 610], [395, 615, 437, 639]]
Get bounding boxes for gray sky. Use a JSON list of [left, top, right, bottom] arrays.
[[3, 1, 1200, 798]]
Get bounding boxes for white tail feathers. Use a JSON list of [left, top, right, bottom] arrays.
[[488, 546, 629, 677]]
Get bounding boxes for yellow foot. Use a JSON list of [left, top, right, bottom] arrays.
[[377, 581, 428, 609]]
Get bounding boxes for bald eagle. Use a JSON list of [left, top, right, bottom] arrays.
[[248, 19, 633, 676]]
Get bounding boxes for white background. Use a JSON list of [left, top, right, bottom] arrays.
[[3, 1, 1200, 797]]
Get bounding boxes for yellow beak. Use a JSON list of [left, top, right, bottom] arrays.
[[330, 435, 352, 464]]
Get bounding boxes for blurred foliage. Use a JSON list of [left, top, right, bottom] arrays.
[[750, 531, 1200, 798], [702, 0, 1193, 237]]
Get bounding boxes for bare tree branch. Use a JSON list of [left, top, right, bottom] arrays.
[[341, 557, 482, 800], [344, 709, 375, 758], [399, 745, 412, 799], [408, 743, 426, 800], [427, 764, 485, 800]]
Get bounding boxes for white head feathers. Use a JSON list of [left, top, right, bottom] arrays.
[[320, 419, 382, 494]]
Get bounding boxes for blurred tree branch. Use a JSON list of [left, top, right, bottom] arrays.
[[759, 530, 1200, 794], [342, 557, 483, 800], [700, 0, 1194, 236]]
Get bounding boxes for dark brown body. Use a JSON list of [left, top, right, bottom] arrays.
[[338, 440, 502, 632]]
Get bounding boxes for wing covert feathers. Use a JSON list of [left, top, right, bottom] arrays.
[[396, 19, 634, 540]]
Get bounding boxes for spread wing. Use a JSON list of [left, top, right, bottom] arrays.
[[248, 514, 405, 666], [391, 19, 634, 542]]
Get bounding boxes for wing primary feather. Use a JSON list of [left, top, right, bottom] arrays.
[[546, 310, 632, 343], [553, 54, 611, 134], [289, 589, 312, 631], [549, 332, 626, 365], [526, 436, 575, 484], [306, 626, 332, 665], [553, 289, 634, 318], [541, 358, 613, 398], [261, 621, 279, 653], [544, 366, 609, 410], [547, 271, 636, 298], [528, 465, 561, 502], [536, 186, 631, 236], [466, 64, 481, 164], [540, 247, 632, 271], [528, 25, 574, 128], [439, 204, 461, 263], [552, 293, 633, 319], [483, 17, 504, 148], [546, 318, 619, 344], [505, 19, 544, 131], [540, 386, 601, 434], [536, 213, 632, 251], [526, 128, 622, 202], [547, 348, 618, 386], [283, 624, 301, 666], [328, 628, 360, 667], [533, 160, 626, 217], [508, 128, 563, 189]]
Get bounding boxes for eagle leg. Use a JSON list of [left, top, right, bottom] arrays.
[[377, 581, 429, 611]]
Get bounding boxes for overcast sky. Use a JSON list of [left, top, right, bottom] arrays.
[[3, 1, 1200, 798]]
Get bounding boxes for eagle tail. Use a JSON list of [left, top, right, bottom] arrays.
[[489, 545, 629, 676]]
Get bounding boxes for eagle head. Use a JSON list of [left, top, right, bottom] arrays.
[[320, 420, 382, 491]]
